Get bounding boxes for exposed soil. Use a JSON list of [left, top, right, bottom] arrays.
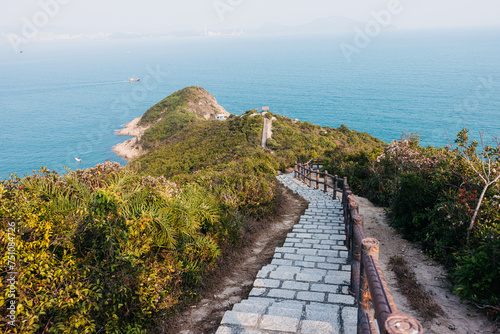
[[185, 87, 230, 120], [356, 195, 499, 334], [162, 185, 308, 334]]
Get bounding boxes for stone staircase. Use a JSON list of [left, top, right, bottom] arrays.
[[215, 174, 357, 334]]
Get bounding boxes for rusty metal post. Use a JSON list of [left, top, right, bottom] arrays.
[[350, 214, 364, 299], [342, 186, 348, 223], [385, 313, 423, 334], [343, 177, 348, 200], [358, 308, 378, 334], [347, 197, 358, 255], [324, 170, 328, 193], [362, 238, 393, 331], [342, 179, 348, 211], [343, 189, 353, 223], [349, 196, 359, 214], [333, 175, 338, 199], [359, 237, 377, 333]]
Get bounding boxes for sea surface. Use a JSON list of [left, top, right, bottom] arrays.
[[1, 29, 500, 178]]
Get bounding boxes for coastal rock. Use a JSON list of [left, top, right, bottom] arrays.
[[113, 117, 148, 161], [185, 87, 230, 120]]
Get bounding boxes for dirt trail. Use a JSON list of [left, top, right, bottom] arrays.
[[356, 195, 498, 334]]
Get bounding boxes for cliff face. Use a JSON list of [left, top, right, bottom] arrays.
[[113, 117, 148, 161], [114, 87, 232, 161], [184, 87, 230, 120]]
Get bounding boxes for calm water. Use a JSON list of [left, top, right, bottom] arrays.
[[1, 29, 500, 178]]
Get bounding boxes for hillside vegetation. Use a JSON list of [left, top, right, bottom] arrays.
[[327, 131, 500, 317], [0, 87, 384, 333]]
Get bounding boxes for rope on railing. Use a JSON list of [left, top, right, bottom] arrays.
[[293, 159, 423, 334]]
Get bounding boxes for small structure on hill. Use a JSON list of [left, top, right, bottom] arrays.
[[215, 114, 228, 121], [261, 106, 270, 113]]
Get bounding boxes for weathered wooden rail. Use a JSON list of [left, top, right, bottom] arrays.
[[294, 159, 423, 334]]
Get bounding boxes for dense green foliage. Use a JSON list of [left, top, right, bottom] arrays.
[[267, 115, 385, 169], [0, 87, 383, 333], [0, 164, 235, 332], [326, 132, 500, 315], [138, 87, 196, 127], [131, 111, 264, 178], [0, 155, 283, 333]]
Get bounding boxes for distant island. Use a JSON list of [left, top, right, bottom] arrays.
[[114, 87, 231, 161]]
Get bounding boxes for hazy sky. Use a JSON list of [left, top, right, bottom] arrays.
[[2, 0, 500, 33]]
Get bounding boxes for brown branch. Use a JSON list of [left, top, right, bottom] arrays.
[[474, 302, 500, 312]]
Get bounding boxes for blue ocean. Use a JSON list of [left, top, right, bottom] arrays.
[[1, 29, 500, 178]]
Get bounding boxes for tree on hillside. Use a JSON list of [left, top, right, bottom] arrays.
[[454, 129, 500, 240]]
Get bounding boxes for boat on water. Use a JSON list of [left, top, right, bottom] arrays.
[[129, 77, 140, 82], [75, 157, 82, 162]]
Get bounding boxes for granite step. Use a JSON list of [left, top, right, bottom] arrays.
[[215, 173, 358, 334]]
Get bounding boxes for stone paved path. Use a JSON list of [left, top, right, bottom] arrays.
[[215, 173, 357, 334]]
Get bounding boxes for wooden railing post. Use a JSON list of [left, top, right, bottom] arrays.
[[342, 179, 347, 210], [342, 177, 350, 209], [359, 237, 377, 333], [305, 164, 308, 185], [385, 313, 424, 334], [334, 175, 338, 199], [316, 172, 320, 189], [294, 162, 297, 178], [343, 189, 353, 223], [324, 170, 328, 193], [347, 196, 358, 256], [351, 213, 363, 298]]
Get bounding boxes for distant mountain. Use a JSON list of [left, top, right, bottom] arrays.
[[250, 16, 363, 35], [0, 16, 377, 43]]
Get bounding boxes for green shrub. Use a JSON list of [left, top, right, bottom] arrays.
[[0, 163, 234, 333], [325, 131, 500, 314], [453, 224, 500, 306]]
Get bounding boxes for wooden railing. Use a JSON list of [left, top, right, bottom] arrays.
[[294, 159, 424, 334]]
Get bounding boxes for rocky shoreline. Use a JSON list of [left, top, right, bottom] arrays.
[[113, 117, 148, 161]]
